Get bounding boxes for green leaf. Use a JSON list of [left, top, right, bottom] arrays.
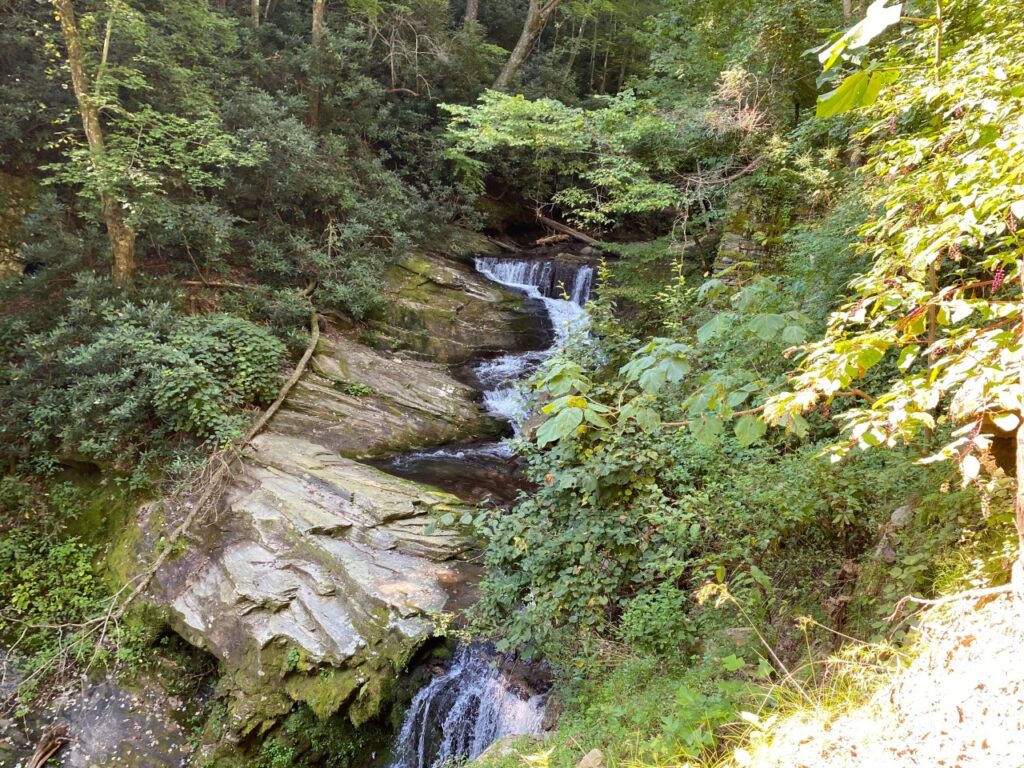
[[748, 314, 787, 341], [697, 313, 730, 344], [721, 654, 746, 672], [536, 406, 585, 447], [816, 69, 899, 118], [818, 0, 905, 72], [691, 414, 724, 446], [734, 415, 767, 447], [634, 407, 661, 432], [781, 325, 807, 345]]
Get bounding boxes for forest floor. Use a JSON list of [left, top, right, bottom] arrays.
[[749, 591, 1024, 768]]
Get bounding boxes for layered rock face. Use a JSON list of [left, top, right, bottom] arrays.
[[153, 433, 480, 739], [367, 251, 550, 363], [138, 249, 541, 749], [271, 333, 503, 457]]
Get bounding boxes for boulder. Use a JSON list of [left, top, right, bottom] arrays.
[[271, 333, 501, 458], [367, 252, 549, 363], [150, 433, 481, 739]]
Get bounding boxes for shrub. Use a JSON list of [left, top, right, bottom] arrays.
[[0, 275, 286, 468]]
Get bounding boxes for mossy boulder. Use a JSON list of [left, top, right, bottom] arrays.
[[369, 250, 549, 364], [147, 433, 481, 744]]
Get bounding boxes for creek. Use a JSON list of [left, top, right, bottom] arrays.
[[379, 254, 594, 768]]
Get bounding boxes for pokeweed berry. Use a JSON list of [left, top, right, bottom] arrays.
[[993, 266, 1005, 292]]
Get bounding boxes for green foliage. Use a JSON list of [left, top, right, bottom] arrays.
[[0, 475, 146, 711], [616, 583, 699, 657], [766, 0, 1024, 482], [0, 275, 285, 468]]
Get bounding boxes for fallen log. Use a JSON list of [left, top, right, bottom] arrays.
[[533, 210, 601, 247], [535, 233, 571, 246]]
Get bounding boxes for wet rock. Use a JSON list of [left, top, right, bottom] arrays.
[[369, 252, 549, 363], [271, 333, 501, 458], [0, 676, 191, 768]]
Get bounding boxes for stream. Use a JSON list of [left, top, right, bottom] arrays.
[[375, 256, 594, 503], [381, 254, 594, 768]]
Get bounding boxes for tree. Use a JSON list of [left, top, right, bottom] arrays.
[[464, 0, 479, 27], [764, 0, 1024, 583], [493, 0, 562, 90], [53, 0, 136, 283], [308, 0, 326, 129]]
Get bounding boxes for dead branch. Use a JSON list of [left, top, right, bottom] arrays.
[[486, 236, 521, 253], [534, 210, 600, 246], [885, 583, 1018, 622], [27, 726, 70, 768], [535, 233, 571, 246], [180, 280, 252, 290]]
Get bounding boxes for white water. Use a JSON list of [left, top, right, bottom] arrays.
[[388, 646, 547, 768], [472, 257, 593, 434]]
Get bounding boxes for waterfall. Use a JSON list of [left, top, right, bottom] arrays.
[[388, 645, 547, 768], [473, 258, 593, 432]]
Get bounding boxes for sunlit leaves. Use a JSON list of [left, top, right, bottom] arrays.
[[815, 0, 904, 72], [816, 68, 899, 118]]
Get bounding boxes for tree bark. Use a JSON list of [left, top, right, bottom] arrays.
[[493, 0, 561, 90], [308, 0, 325, 129], [464, 0, 479, 26], [251, 0, 260, 28], [54, 0, 135, 283], [842, 0, 852, 21]]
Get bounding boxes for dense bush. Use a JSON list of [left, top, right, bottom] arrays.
[[0, 275, 285, 469]]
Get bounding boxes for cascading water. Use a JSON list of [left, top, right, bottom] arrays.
[[472, 257, 594, 434], [375, 256, 594, 498], [383, 256, 591, 768], [388, 645, 548, 768]]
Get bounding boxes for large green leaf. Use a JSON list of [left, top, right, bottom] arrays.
[[734, 414, 767, 447], [816, 69, 898, 118], [536, 406, 584, 447]]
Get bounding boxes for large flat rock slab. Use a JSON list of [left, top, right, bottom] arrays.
[[271, 334, 501, 457]]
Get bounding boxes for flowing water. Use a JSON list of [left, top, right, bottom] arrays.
[[383, 255, 593, 768], [376, 256, 594, 500], [388, 645, 548, 768]]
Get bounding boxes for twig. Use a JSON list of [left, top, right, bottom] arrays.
[[885, 583, 1017, 622], [27, 725, 70, 768]]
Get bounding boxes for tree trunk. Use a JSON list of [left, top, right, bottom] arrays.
[[493, 0, 561, 90], [54, 0, 135, 283], [464, 0, 479, 26], [842, 0, 852, 21], [251, 0, 260, 28], [308, 0, 325, 129]]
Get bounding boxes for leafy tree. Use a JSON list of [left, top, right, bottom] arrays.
[[763, 0, 1024, 579]]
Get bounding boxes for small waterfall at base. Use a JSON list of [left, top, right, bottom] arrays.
[[388, 645, 548, 768]]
